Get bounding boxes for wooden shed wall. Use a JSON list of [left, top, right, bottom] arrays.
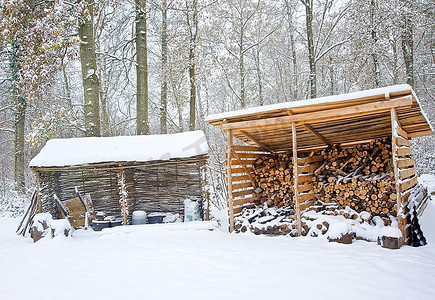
[[38, 159, 205, 222]]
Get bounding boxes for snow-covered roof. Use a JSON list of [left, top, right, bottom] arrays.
[[30, 131, 208, 168], [206, 84, 415, 122], [205, 84, 433, 152]]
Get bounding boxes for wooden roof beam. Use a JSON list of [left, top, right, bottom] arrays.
[[288, 109, 332, 146], [221, 96, 413, 131], [239, 130, 275, 153]]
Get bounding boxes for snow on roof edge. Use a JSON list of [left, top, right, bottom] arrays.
[[205, 84, 413, 122], [29, 130, 209, 168]]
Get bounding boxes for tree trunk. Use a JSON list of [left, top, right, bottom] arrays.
[[10, 44, 25, 191], [285, 0, 298, 100], [188, 0, 198, 131], [253, 46, 264, 105], [370, 0, 380, 87], [239, 24, 246, 108], [160, 0, 168, 134], [304, 0, 316, 98], [14, 96, 25, 191], [79, 0, 101, 137], [136, 0, 149, 135], [401, 13, 414, 89]]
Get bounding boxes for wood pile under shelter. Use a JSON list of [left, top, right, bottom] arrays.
[[29, 131, 209, 225], [206, 84, 433, 247]]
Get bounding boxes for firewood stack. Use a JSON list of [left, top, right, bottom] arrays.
[[252, 153, 295, 208], [312, 138, 397, 218]]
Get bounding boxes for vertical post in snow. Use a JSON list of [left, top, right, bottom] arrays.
[[35, 171, 42, 214], [227, 130, 234, 232], [118, 168, 128, 225], [390, 108, 404, 246], [292, 122, 301, 236]]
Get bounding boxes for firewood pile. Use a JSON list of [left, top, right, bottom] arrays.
[[252, 153, 295, 208], [312, 138, 397, 218], [234, 206, 297, 235]]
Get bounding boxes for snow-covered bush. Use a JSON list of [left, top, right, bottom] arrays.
[[0, 181, 31, 217]]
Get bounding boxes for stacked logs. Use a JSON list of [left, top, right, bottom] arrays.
[[250, 137, 397, 220], [312, 138, 397, 218], [252, 153, 295, 208]]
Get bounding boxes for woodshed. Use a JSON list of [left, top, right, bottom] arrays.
[[206, 84, 433, 247], [29, 131, 209, 225]]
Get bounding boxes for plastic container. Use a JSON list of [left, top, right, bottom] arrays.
[[132, 210, 147, 225], [184, 197, 201, 222]]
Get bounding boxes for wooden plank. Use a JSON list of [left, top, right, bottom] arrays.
[[398, 167, 416, 181], [298, 183, 312, 193], [239, 130, 274, 153], [299, 192, 315, 202], [298, 165, 311, 173], [400, 176, 418, 193], [222, 96, 413, 131], [408, 130, 433, 139], [231, 174, 251, 182], [230, 150, 256, 188], [232, 182, 253, 191], [300, 199, 315, 211], [292, 122, 301, 237], [302, 124, 332, 146], [395, 136, 410, 147], [230, 159, 257, 166], [289, 109, 332, 146], [298, 174, 313, 184], [396, 147, 412, 158], [298, 155, 323, 165], [391, 108, 404, 247], [227, 130, 235, 233], [232, 188, 254, 199], [396, 158, 415, 169], [232, 145, 265, 152], [231, 166, 253, 175], [396, 126, 408, 139], [231, 152, 261, 159], [233, 197, 255, 207]]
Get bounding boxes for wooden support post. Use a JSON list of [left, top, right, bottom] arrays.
[[391, 108, 404, 246], [292, 123, 301, 236], [227, 130, 235, 233], [35, 171, 42, 213], [118, 168, 128, 225]]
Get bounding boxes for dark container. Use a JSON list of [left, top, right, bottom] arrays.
[[147, 215, 164, 224], [110, 218, 123, 227], [91, 220, 110, 231]]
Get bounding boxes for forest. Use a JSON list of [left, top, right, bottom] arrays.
[[0, 0, 433, 208]]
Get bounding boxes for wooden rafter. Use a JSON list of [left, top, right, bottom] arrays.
[[221, 96, 413, 131], [239, 130, 274, 153], [288, 109, 332, 146]]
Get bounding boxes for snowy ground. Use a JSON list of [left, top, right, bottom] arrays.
[[1, 186, 435, 299]]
